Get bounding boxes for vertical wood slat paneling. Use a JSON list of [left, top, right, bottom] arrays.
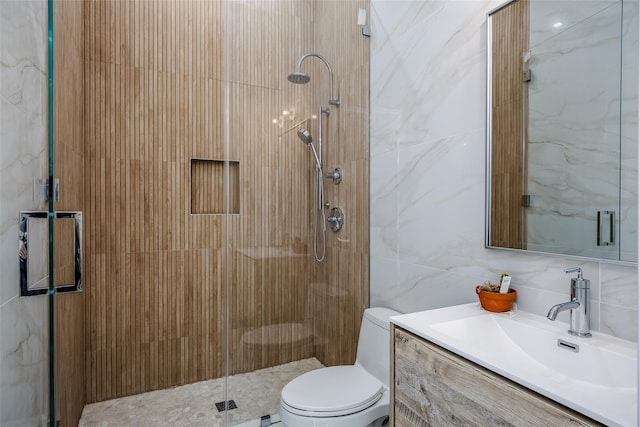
[[54, 1, 86, 425], [311, 0, 371, 367], [85, 0, 225, 402], [490, 0, 529, 249], [85, 0, 369, 403]]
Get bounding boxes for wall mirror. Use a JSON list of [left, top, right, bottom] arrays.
[[486, 0, 638, 262]]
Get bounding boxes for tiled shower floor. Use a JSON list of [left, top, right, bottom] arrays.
[[79, 358, 324, 427]]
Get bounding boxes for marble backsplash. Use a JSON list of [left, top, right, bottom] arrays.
[[370, 0, 638, 342], [1, 1, 50, 426]]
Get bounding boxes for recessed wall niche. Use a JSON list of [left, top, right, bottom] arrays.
[[190, 159, 240, 214]]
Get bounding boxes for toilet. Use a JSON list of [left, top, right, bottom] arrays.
[[279, 307, 400, 427]]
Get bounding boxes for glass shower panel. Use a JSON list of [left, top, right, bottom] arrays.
[[224, 0, 372, 425], [224, 1, 319, 425]]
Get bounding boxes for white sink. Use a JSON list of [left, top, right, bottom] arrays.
[[391, 303, 638, 427]]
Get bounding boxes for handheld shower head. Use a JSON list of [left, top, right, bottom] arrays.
[[288, 53, 340, 106], [297, 128, 313, 145], [297, 128, 322, 170]]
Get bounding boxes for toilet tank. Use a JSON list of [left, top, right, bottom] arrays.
[[355, 307, 401, 387]]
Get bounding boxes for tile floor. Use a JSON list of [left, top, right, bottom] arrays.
[[79, 358, 323, 427]]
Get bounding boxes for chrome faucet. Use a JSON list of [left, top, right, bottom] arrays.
[[547, 267, 591, 337], [547, 300, 580, 320]]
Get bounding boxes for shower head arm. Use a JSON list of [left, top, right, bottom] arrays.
[[295, 53, 340, 107]]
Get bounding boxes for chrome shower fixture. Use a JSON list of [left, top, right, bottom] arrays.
[[297, 128, 313, 144], [296, 127, 327, 262], [288, 72, 310, 85], [288, 53, 340, 107], [297, 128, 322, 170]]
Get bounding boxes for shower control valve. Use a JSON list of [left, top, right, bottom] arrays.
[[326, 167, 342, 185], [327, 207, 344, 232]]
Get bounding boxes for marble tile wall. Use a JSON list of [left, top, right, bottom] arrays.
[[0, 1, 50, 426], [370, 0, 639, 341]]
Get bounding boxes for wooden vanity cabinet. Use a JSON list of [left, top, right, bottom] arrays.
[[390, 325, 603, 426]]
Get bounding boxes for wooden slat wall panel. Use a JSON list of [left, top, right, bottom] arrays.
[[54, 0, 86, 425], [312, 0, 371, 366], [85, 0, 369, 403], [490, 0, 529, 249], [84, 0, 225, 402]]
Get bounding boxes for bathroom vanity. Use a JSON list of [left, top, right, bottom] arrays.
[[389, 304, 637, 426], [391, 326, 599, 426]]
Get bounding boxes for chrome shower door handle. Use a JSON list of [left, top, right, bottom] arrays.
[[19, 211, 83, 296], [596, 210, 615, 246]]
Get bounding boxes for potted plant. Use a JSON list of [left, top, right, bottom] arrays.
[[475, 273, 517, 312]]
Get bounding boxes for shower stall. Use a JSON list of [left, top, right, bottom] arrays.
[[0, 1, 370, 426]]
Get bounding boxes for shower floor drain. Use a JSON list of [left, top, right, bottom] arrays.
[[215, 400, 238, 412]]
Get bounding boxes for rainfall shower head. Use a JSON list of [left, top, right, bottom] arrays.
[[288, 53, 340, 107], [287, 71, 311, 85], [297, 128, 322, 170]]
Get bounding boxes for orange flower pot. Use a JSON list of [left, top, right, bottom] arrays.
[[476, 286, 517, 312]]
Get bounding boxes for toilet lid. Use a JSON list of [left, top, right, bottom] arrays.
[[281, 365, 384, 417]]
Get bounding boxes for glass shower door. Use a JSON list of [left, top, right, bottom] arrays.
[[1, 1, 85, 426], [5, 1, 86, 425]]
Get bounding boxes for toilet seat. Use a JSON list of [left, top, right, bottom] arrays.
[[280, 365, 384, 417]]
